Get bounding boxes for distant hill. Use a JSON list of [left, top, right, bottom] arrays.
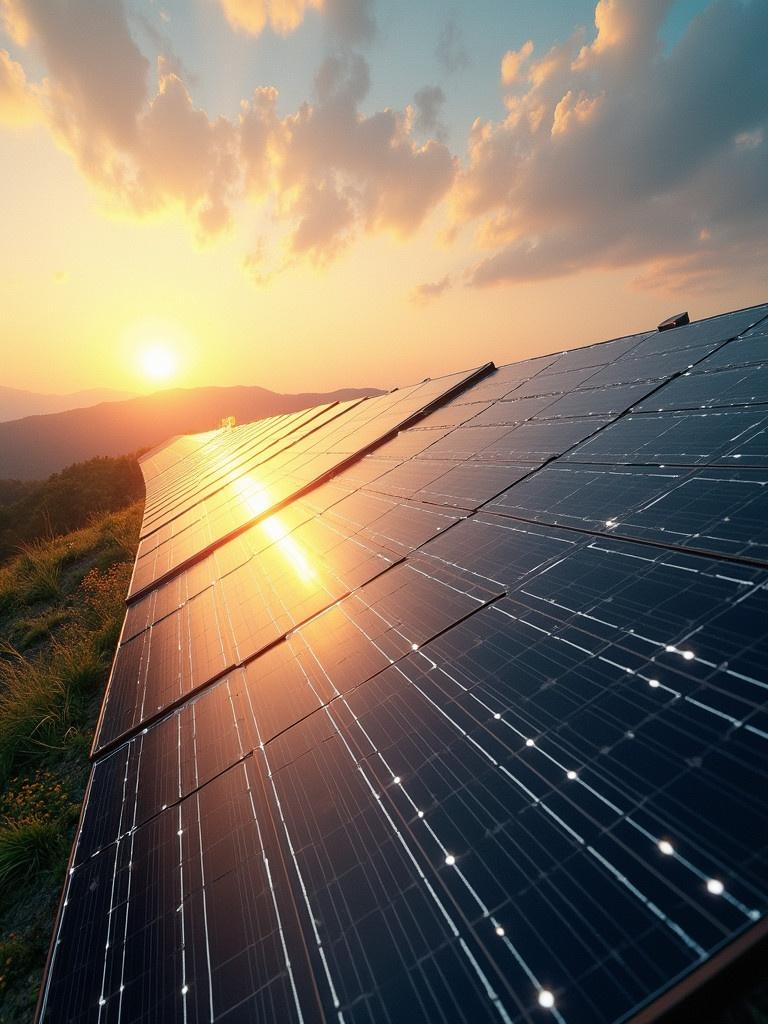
[[0, 384, 383, 480], [0, 385, 137, 423]]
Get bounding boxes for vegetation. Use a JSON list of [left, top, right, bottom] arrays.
[[0, 464, 142, 1021], [0, 454, 144, 562]]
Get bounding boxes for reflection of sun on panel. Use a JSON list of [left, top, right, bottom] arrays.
[[234, 476, 316, 582]]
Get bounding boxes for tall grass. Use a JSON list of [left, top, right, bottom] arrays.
[[0, 632, 104, 784], [0, 499, 142, 1021], [0, 819, 67, 893]]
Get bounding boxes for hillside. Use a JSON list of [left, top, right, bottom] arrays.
[[0, 503, 142, 1022], [0, 386, 136, 423], [0, 455, 144, 562], [0, 384, 382, 480]]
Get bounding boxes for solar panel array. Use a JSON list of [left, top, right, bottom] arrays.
[[38, 303, 768, 1024]]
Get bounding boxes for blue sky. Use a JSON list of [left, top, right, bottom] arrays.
[[130, 1, 713, 139]]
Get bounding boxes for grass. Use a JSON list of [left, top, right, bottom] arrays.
[[0, 500, 141, 1022], [0, 818, 68, 891]]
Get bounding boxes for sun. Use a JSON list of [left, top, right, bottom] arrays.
[[141, 345, 178, 382]]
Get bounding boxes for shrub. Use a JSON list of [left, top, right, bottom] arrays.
[[0, 818, 67, 893]]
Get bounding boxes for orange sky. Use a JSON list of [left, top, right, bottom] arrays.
[[1, 0, 766, 395]]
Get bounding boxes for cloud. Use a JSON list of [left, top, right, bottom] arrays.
[[412, 85, 446, 141], [1, 1, 239, 239], [7, 0, 149, 147], [456, 0, 768, 291], [500, 40, 533, 86], [132, 68, 240, 237], [411, 275, 451, 304], [436, 15, 469, 74], [289, 181, 355, 260], [0, 48, 36, 124], [217, 0, 374, 42], [131, 10, 199, 87], [272, 54, 456, 254], [218, 0, 321, 37], [2, 1, 451, 261], [324, 0, 375, 45]]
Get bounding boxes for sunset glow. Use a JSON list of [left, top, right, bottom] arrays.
[[140, 346, 177, 383], [1, 1, 765, 395]]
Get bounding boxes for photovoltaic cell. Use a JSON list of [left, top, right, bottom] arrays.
[[564, 406, 768, 467], [488, 463, 768, 561], [39, 302, 768, 1024]]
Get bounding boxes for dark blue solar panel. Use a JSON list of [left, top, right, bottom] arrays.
[[39, 304, 768, 1024]]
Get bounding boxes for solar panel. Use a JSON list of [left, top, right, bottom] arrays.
[[38, 304, 768, 1024]]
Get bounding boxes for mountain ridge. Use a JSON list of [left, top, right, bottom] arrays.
[[0, 385, 138, 423], [0, 383, 383, 480]]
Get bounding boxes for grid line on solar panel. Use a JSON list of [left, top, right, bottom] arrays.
[[127, 363, 495, 600], [94, 529, 409, 753], [484, 464, 768, 566], [142, 403, 354, 523], [96, 494, 524, 755], [65, 523, 768, 1023], [140, 400, 355, 536], [139, 408, 347, 526], [39, 302, 768, 1024]]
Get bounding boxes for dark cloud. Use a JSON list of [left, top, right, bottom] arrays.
[[324, 0, 375, 46], [458, 0, 768, 292], [413, 85, 446, 141], [411, 275, 451, 303], [436, 15, 469, 74]]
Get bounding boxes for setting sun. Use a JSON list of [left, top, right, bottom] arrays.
[[140, 346, 177, 382]]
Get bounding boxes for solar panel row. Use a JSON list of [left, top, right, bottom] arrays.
[[38, 303, 768, 1024]]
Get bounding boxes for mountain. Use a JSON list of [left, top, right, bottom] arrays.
[[0, 384, 383, 480], [0, 385, 138, 423]]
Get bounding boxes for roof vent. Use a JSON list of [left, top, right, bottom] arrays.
[[657, 311, 690, 332]]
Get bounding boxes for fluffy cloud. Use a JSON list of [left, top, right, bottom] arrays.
[[218, 0, 374, 43], [5, 0, 764, 295], [239, 55, 455, 261], [218, 0, 321, 37], [9, 0, 149, 147], [457, 0, 768, 290], [7, 0, 237, 239], [500, 40, 533, 86], [1, 0, 448, 254], [0, 47, 35, 124]]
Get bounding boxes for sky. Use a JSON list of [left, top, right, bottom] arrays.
[[1, 0, 766, 395]]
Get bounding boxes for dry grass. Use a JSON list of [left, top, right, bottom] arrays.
[[0, 500, 142, 1021]]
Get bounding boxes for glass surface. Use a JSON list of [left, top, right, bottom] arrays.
[[703, 321, 768, 370], [564, 406, 768, 467], [627, 305, 767, 358], [488, 464, 768, 561], [419, 461, 533, 510], [633, 363, 768, 412], [539, 380, 656, 420], [475, 417, 609, 462], [45, 303, 768, 1024]]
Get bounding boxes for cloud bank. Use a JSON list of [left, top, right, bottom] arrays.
[[1, 0, 766, 294], [457, 0, 768, 291]]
